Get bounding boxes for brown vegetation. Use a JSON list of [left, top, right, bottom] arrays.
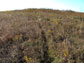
[[0, 9, 84, 63]]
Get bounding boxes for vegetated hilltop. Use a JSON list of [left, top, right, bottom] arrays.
[[0, 9, 84, 63]]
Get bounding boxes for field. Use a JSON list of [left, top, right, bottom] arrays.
[[0, 9, 84, 63]]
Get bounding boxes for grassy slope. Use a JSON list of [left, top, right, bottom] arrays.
[[0, 9, 84, 63]]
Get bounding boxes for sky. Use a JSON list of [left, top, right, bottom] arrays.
[[0, 0, 83, 12]]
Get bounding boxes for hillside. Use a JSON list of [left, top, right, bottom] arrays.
[[0, 9, 84, 63]]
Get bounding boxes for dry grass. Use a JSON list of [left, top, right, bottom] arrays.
[[0, 9, 84, 63]]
